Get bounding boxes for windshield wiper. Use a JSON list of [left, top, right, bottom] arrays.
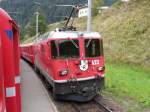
[[70, 39, 79, 48], [86, 39, 92, 48]]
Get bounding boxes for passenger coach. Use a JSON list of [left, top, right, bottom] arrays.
[[21, 43, 35, 64]]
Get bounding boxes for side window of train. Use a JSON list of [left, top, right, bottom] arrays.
[[51, 40, 58, 59]]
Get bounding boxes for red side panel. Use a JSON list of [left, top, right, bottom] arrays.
[[0, 33, 6, 112]]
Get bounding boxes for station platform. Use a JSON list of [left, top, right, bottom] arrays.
[[21, 60, 58, 112]]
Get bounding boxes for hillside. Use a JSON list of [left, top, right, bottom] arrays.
[[96, 0, 150, 68]]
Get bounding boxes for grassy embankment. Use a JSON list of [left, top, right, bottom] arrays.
[[22, 0, 150, 111], [105, 63, 150, 112]]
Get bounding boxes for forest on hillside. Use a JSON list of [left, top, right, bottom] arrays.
[[0, 0, 86, 27], [0, 0, 118, 27]]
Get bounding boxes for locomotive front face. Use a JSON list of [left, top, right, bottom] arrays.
[[50, 38, 105, 79], [48, 36, 105, 101]]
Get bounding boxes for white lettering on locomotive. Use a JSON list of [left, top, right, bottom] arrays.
[[92, 60, 99, 65]]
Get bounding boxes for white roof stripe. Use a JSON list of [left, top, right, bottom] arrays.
[[20, 31, 102, 46], [48, 31, 101, 39]]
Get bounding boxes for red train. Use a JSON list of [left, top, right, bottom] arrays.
[[21, 43, 35, 64], [21, 31, 105, 102], [0, 8, 21, 112]]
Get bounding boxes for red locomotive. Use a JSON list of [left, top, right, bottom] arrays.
[[21, 31, 105, 102], [0, 8, 21, 112], [21, 6, 105, 102]]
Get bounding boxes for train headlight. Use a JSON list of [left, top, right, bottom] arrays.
[[97, 66, 105, 72], [59, 70, 68, 76]]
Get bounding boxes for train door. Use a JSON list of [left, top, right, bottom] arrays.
[[43, 42, 51, 75], [40, 43, 47, 72], [12, 21, 21, 112], [36, 43, 45, 71], [0, 33, 6, 112], [29, 46, 32, 63], [30, 45, 34, 64]]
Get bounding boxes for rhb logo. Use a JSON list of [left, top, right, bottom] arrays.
[[5, 30, 13, 40]]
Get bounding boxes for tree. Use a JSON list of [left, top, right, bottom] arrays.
[[92, 0, 104, 16], [27, 9, 48, 37]]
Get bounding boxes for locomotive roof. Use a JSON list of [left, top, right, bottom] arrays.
[[47, 31, 101, 39]]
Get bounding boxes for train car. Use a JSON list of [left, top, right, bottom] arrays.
[[20, 43, 35, 64], [32, 31, 105, 102], [0, 8, 21, 112]]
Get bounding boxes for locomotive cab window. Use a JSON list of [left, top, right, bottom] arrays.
[[51, 40, 58, 58], [85, 39, 103, 57], [51, 39, 79, 59]]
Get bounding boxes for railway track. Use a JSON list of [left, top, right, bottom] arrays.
[[72, 99, 113, 112], [93, 99, 113, 112]]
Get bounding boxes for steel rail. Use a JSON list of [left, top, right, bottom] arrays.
[[94, 99, 113, 112], [71, 103, 82, 112]]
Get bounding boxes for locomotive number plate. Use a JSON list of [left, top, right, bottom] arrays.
[[92, 60, 99, 65]]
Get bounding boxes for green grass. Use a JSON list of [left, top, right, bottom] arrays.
[[104, 62, 150, 109]]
